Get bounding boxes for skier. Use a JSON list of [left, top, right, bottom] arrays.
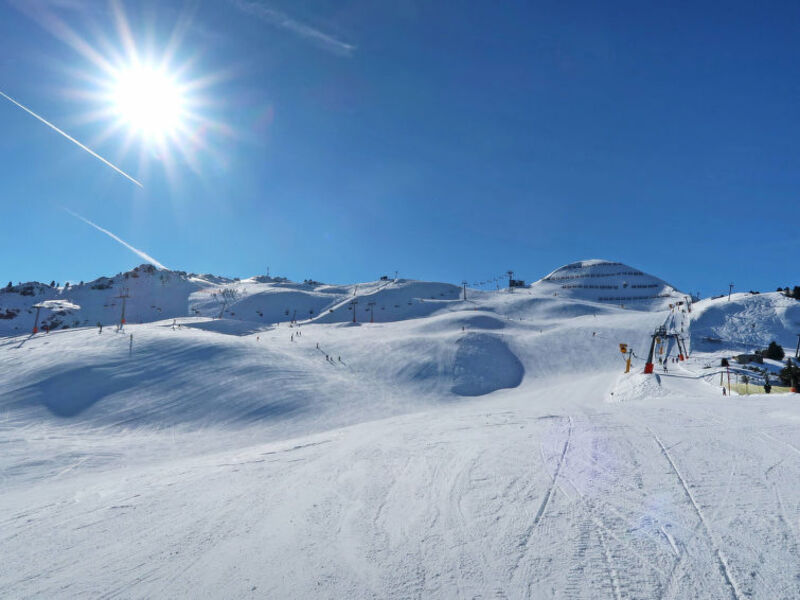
[[316, 342, 319, 349], [338, 356, 341, 362], [97, 322, 103, 334], [722, 387, 727, 396], [291, 334, 294, 342]]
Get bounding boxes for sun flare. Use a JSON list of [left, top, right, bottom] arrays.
[[111, 66, 185, 138]]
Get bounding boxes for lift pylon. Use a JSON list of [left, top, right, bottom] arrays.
[[644, 326, 689, 374]]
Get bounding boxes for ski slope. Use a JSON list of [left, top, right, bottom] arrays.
[[2, 260, 800, 598]]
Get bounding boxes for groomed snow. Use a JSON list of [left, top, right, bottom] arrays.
[[2, 266, 800, 598]]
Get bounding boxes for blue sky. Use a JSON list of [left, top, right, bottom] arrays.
[[1, 0, 798, 297]]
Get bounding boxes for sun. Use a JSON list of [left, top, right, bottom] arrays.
[[49, 1, 231, 180], [111, 66, 185, 139]]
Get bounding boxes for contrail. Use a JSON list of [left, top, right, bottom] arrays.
[[64, 208, 168, 270], [0, 89, 143, 188], [227, 0, 355, 56]]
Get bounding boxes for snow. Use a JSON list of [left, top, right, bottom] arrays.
[[2, 261, 800, 598], [690, 291, 800, 352], [535, 259, 685, 310], [32, 299, 81, 311]]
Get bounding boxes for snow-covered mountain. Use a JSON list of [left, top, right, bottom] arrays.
[[3, 258, 800, 598], [534, 259, 685, 309]]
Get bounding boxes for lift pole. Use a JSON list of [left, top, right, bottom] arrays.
[[795, 333, 800, 359], [644, 326, 670, 374], [728, 283, 734, 301], [115, 289, 130, 332], [368, 301, 375, 323], [462, 280, 467, 301], [31, 305, 42, 334], [350, 299, 358, 323]]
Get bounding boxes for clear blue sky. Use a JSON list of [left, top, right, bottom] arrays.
[[1, 0, 798, 297]]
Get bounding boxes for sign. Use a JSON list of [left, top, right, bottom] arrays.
[[619, 343, 628, 354]]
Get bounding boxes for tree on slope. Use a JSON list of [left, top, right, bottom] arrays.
[[763, 341, 785, 361]]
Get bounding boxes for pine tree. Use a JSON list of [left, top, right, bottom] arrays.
[[764, 340, 785, 361]]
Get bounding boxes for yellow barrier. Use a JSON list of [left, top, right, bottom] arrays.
[[729, 383, 794, 396]]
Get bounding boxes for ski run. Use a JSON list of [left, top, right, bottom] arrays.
[[2, 259, 800, 599]]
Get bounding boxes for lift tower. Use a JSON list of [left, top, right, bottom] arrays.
[[644, 326, 689, 374], [115, 289, 130, 332]]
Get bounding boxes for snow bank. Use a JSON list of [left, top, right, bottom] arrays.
[[607, 372, 667, 402]]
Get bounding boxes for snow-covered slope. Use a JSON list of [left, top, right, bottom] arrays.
[[534, 259, 685, 310], [0, 266, 467, 336], [690, 291, 800, 353], [0, 287, 661, 432], [4, 260, 800, 599]]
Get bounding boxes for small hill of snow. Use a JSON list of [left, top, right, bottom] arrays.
[[532, 259, 684, 310]]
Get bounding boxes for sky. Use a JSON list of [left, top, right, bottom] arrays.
[[0, 0, 798, 298]]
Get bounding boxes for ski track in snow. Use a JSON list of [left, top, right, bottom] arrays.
[[649, 428, 742, 600]]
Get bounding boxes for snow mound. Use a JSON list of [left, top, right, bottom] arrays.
[[608, 372, 667, 402], [181, 319, 270, 336], [690, 292, 800, 353], [451, 333, 524, 396], [421, 312, 507, 333], [533, 259, 684, 310]]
